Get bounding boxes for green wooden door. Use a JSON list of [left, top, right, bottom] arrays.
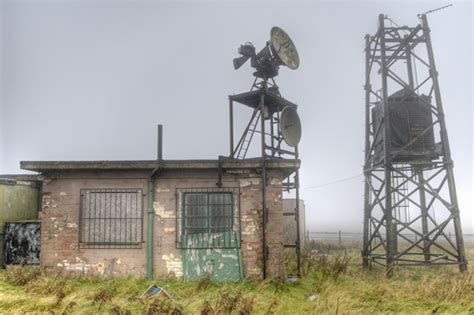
[[182, 232, 243, 281], [180, 191, 243, 281]]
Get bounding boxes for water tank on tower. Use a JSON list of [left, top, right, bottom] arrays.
[[372, 89, 440, 164]]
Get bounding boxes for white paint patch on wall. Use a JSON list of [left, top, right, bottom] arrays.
[[154, 201, 175, 218], [162, 254, 183, 277], [239, 178, 260, 187]]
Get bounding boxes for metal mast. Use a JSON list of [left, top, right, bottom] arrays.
[[229, 76, 301, 278], [362, 14, 467, 273]]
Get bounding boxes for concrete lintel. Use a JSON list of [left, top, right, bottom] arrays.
[[20, 158, 300, 173]]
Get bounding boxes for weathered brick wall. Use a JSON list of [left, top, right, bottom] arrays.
[[40, 168, 286, 279], [40, 171, 148, 277], [265, 174, 285, 279], [239, 175, 263, 278]]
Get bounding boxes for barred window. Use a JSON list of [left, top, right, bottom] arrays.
[[183, 192, 233, 235], [79, 189, 143, 249]]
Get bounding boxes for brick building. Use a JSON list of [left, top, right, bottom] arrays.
[[20, 158, 298, 280]]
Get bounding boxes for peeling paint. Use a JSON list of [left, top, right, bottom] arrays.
[[154, 202, 175, 218], [56, 257, 109, 276], [60, 258, 91, 273], [66, 222, 78, 228], [221, 254, 238, 260], [162, 254, 183, 277], [239, 178, 260, 187], [242, 221, 258, 235], [156, 188, 170, 193], [60, 192, 67, 196], [164, 228, 175, 234], [270, 178, 282, 185]]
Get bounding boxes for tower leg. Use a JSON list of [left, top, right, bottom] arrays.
[[421, 14, 467, 272], [416, 168, 430, 263], [259, 95, 268, 279], [378, 14, 395, 275], [362, 34, 372, 269]]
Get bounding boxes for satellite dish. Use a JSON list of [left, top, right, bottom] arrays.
[[280, 106, 302, 147], [270, 27, 300, 70], [233, 26, 300, 77]]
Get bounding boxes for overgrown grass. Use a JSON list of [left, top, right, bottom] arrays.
[[0, 241, 473, 314]]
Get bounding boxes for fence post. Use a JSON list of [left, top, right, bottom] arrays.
[[338, 230, 342, 246]]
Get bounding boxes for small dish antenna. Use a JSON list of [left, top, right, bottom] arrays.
[[233, 26, 300, 78], [280, 106, 302, 147]]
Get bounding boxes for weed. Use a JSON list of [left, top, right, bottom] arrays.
[[61, 301, 77, 315], [144, 298, 183, 315], [55, 289, 66, 306], [239, 295, 255, 315], [26, 274, 67, 296], [331, 255, 350, 279], [93, 289, 114, 304], [214, 288, 242, 313], [5, 266, 41, 286], [127, 295, 144, 303], [266, 297, 279, 314], [200, 301, 214, 315], [109, 304, 131, 315], [197, 276, 212, 291], [0, 241, 472, 314]]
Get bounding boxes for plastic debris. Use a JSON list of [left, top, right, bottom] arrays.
[[141, 284, 173, 300]]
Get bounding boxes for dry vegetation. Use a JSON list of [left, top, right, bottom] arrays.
[[0, 241, 473, 314]]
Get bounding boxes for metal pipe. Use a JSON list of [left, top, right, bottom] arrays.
[[147, 124, 163, 280], [158, 124, 163, 161], [421, 14, 467, 272], [229, 97, 234, 157], [294, 146, 301, 277]]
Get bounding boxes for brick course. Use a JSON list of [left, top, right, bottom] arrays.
[[39, 167, 287, 279]]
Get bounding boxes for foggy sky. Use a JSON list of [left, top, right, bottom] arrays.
[[0, 0, 472, 233]]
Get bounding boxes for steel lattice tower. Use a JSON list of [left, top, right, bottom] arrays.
[[362, 14, 467, 273]]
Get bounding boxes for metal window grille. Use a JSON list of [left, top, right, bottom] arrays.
[[176, 187, 240, 249], [79, 189, 143, 249]]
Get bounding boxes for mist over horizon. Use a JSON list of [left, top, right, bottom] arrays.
[[0, 1, 472, 234]]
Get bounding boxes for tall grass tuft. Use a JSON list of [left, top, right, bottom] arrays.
[[5, 266, 41, 286]]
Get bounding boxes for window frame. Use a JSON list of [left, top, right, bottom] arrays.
[[176, 187, 241, 249], [182, 192, 234, 235], [78, 188, 144, 249]]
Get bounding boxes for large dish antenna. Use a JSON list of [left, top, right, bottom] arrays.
[[270, 27, 300, 70], [280, 106, 302, 147], [233, 26, 300, 78]]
